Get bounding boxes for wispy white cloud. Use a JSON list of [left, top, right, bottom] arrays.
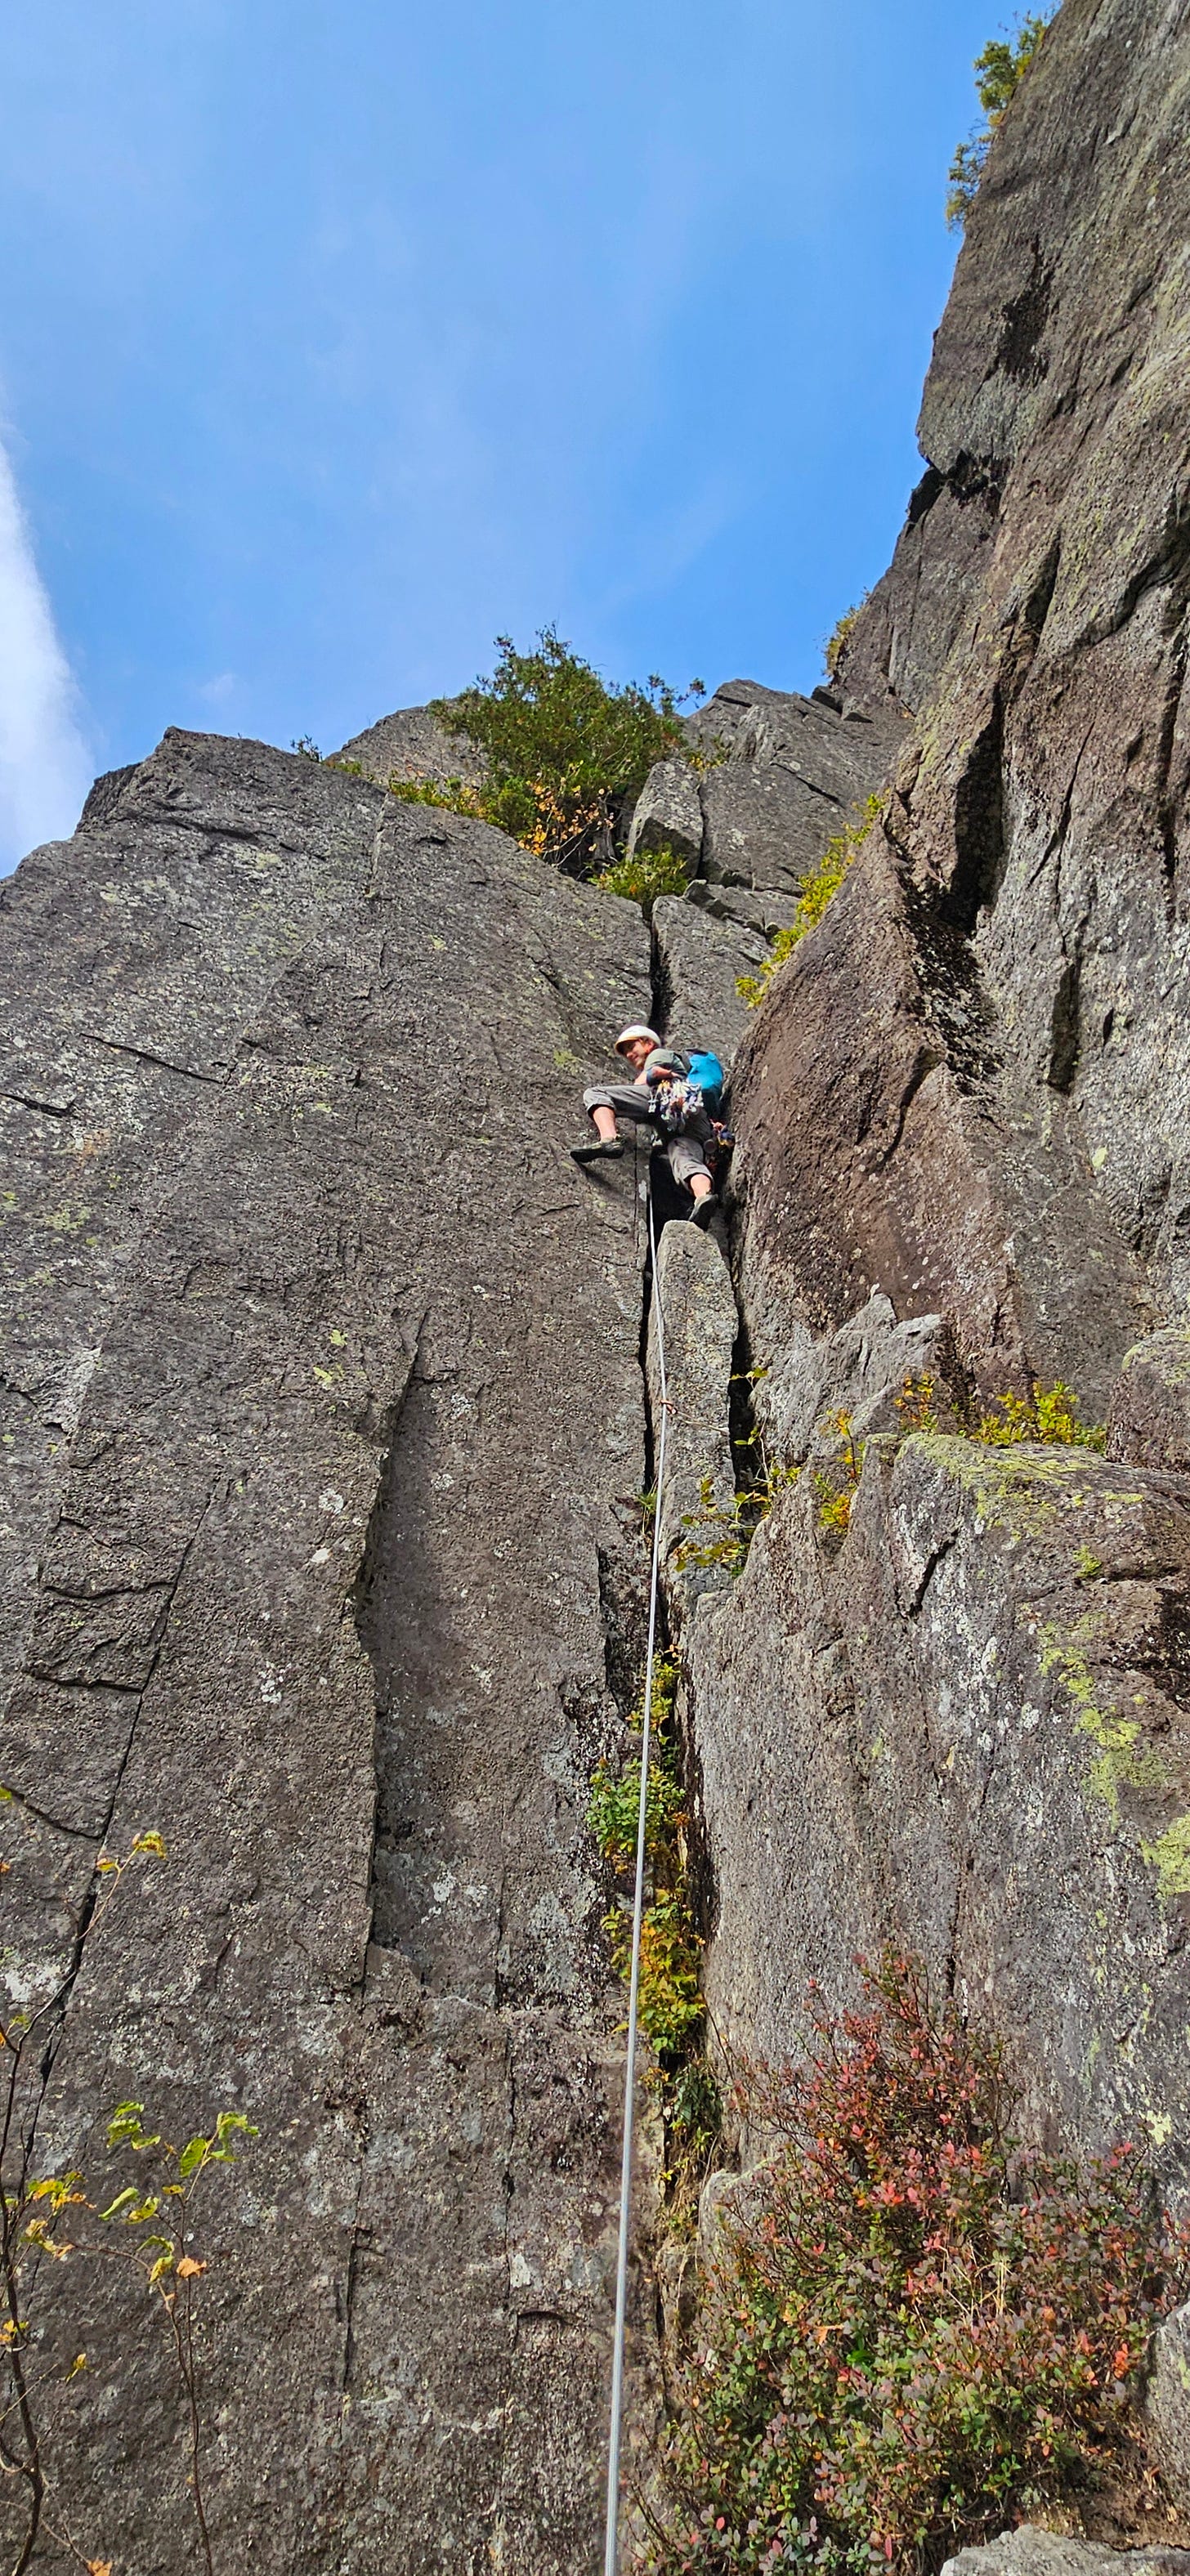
[[0, 442, 92, 874]]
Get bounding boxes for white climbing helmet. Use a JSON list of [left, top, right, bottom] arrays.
[[614, 1023, 660, 1055]]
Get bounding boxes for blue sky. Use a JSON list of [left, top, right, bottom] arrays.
[[0, 0, 999, 866]]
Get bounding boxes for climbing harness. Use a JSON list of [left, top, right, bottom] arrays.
[[603, 1174, 669, 2576], [650, 1071, 703, 1131]]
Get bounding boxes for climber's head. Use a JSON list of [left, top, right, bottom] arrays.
[[614, 1022, 660, 1071]]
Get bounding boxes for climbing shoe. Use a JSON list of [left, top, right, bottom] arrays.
[[689, 1193, 719, 1229], [570, 1138, 624, 1165]]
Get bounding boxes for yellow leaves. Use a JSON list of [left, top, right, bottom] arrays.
[[25, 2218, 73, 2258], [973, 1382, 1105, 1451], [738, 794, 884, 1008], [86, 2558, 113, 2574], [98, 1829, 166, 1876], [177, 2256, 206, 2280]]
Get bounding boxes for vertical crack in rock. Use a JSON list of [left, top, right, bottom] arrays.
[[942, 694, 1006, 935], [350, 1339, 422, 1965]]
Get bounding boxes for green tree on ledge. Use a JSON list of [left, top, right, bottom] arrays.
[[947, 13, 1052, 230]]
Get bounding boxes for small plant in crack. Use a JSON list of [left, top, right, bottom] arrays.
[[589, 1658, 686, 1883], [972, 1381, 1106, 1451], [0, 1815, 257, 2576], [588, 1658, 722, 2227], [737, 796, 884, 1008], [674, 1466, 799, 1579], [594, 841, 691, 923], [676, 1377, 799, 1581], [815, 1407, 866, 1536], [896, 1372, 941, 1434]]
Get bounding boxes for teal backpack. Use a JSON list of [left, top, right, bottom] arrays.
[[686, 1048, 726, 1116]]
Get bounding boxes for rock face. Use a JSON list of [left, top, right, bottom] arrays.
[[0, 731, 657, 2572], [942, 2534, 1190, 2576], [7, 0, 1190, 2560], [626, 679, 903, 933], [743, 0, 1190, 1402], [333, 699, 485, 789], [668, 0, 1190, 2274], [690, 1431, 1190, 2178], [1109, 1330, 1190, 1472]]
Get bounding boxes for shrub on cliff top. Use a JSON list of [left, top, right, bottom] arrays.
[[640, 1949, 1187, 2575], [431, 629, 704, 870], [822, 597, 869, 685], [946, 14, 1052, 230]]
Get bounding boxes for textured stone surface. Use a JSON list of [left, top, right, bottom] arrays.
[[669, 7, 1190, 2534], [685, 879, 801, 937], [771, 0, 1190, 1393], [1109, 1331, 1190, 1473], [692, 681, 901, 899], [0, 729, 655, 2572], [690, 1432, 1190, 2184], [744, 1286, 959, 1469], [729, 795, 1157, 1423], [1149, 2300, 1190, 2493], [626, 758, 704, 865], [333, 700, 485, 789], [646, 1219, 737, 1626], [652, 893, 768, 1074], [943, 2534, 1190, 2576]]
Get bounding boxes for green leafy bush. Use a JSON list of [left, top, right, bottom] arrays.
[[822, 598, 868, 685], [973, 1382, 1106, 1451], [432, 628, 703, 868], [738, 798, 883, 1009], [605, 1890, 705, 2056], [642, 1950, 1188, 2574], [946, 15, 1051, 230], [595, 841, 691, 921], [588, 1749, 686, 1869]]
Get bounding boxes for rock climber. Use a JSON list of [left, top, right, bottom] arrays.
[[570, 1022, 719, 1229]]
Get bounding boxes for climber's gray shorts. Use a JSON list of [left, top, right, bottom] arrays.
[[582, 1083, 714, 1188]]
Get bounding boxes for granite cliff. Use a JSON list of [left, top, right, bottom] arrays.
[[2, 0, 1190, 2564]]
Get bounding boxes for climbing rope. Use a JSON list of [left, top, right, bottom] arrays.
[[603, 1171, 669, 2576]]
